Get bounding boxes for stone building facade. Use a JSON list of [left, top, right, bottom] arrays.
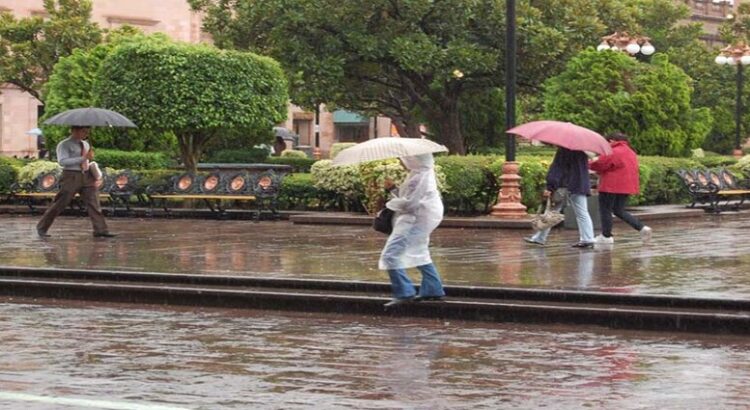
[[0, 0, 392, 159], [681, 0, 738, 46]]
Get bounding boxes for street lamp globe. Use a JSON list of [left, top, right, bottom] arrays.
[[626, 41, 641, 55], [596, 41, 610, 52], [728, 56, 737, 65], [716, 55, 728, 65], [641, 42, 656, 56], [741, 55, 750, 65]]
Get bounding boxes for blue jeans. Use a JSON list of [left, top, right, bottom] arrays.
[[530, 192, 594, 244], [387, 263, 445, 299]]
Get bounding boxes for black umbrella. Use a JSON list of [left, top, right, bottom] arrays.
[[44, 108, 137, 128], [273, 126, 298, 141]]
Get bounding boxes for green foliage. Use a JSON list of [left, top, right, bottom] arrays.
[[0, 157, 21, 193], [632, 156, 702, 205], [16, 160, 61, 185], [310, 160, 363, 200], [435, 155, 496, 214], [265, 157, 316, 173], [96, 37, 289, 172], [329, 143, 357, 159], [0, 0, 102, 101], [358, 159, 407, 214], [94, 149, 172, 170], [277, 173, 325, 210], [544, 50, 711, 157], [42, 29, 178, 153], [207, 148, 269, 163], [280, 150, 308, 159]]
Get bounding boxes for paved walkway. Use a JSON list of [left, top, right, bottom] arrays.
[[1, 209, 749, 299]]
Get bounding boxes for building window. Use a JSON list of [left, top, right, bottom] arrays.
[[293, 119, 313, 146], [335, 124, 369, 143]]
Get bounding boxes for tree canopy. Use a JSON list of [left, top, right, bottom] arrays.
[[0, 0, 101, 102], [96, 38, 289, 171], [190, 0, 701, 154], [543, 49, 712, 156]]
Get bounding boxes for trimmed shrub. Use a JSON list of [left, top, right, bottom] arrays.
[[95, 149, 172, 170], [265, 156, 317, 173], [16, 160, 62, 185], [0, 157, 21, 193], [281, 149, 308, 159], [359, 159, 408, 214], [207, 148, 269, 164], [278, 173, 323, 210], [436, 155, 496, 214], [329, 143, 357, 159]]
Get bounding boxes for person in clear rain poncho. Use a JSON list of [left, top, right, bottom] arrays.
[[380, 153, 446, 307]]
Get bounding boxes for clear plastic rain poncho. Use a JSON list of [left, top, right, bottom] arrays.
[[378, 154, 444, 270]]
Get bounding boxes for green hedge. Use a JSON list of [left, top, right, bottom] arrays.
[[95, 149, 172, 170], [278, 173, 326, 210], [207, 148, 269, 164], [265, 156, 317, 173], [0, 157, 22, 193]]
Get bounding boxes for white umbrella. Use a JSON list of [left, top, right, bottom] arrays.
[[26, 128, 43, 136], [332, 137, 448, 166]]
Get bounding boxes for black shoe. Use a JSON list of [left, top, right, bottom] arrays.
[[384, 297, 414, 308], [37, 229, 51, 238], [572, 242, 594, 249], [414, 295, 445, 302], [93, 232, 117, 238]]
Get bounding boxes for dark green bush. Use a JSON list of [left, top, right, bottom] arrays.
[[632, 156, 702, 205], [95, 149, 172, 170], [0, 157, 21, 193], [278, 173, 324, 210], [694, 156, 737, 168], [265, 156, 317, 173], [207, 148, 269, 164], [436, 155, 497, 214]]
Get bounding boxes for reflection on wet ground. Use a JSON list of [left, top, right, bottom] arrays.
[[2, 214, 750, 298], [1, 300, 750, 409]]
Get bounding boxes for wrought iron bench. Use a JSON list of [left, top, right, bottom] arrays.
[[8, 170, 112, 213], [676, 168, 750, 213], [146, 165, 288, 219]]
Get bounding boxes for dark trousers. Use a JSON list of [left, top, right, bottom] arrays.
[[598, 192, 644, 237], [37, 170, 108, 234]]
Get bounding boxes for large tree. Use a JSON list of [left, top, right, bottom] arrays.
[[96, 38, 289, 171], [189, 0, 612, 154], [0, 0, 101, 103], [190, 0, 700, 154], [544, 49, 712, 156]]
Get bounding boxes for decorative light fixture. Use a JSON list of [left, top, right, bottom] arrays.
[[596, 32, 655, 56]]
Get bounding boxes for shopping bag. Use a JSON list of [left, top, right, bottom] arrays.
[[530, 197, 565, 231]]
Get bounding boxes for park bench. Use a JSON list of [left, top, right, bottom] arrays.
[[676, 168, 750, 213], [7, 169, 135, 214], [145, 164, 290, 219]]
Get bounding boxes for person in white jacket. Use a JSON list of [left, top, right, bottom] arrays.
[[380, 153, 446, 307]]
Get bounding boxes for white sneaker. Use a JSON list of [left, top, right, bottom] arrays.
[[640, 226, 652, 243], [595, 235, 614, 244]]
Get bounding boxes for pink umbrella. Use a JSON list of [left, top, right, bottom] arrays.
[[507, 120, 612, 155]]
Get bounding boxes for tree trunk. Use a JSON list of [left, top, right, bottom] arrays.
[[424, 104, 465, 155], [392, 116, 423, 139], [179, 134, 198, 173]]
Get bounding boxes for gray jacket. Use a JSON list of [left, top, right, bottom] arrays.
[[56, 137, 90, 171]]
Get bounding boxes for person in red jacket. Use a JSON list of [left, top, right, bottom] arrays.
[[589, 132, 652, 244]]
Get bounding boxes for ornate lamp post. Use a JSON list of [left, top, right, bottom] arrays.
[[491, 0, 527, 219], [596, 32, 656, 56], [716, 43, 750, 157]]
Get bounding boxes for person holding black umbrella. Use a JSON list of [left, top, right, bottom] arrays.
[[36, 126, 115, 238]]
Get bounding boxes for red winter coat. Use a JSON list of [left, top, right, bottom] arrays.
[[589, 141, 640, 195]]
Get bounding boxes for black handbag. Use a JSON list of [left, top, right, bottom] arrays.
[[373, 208, 395, 234]]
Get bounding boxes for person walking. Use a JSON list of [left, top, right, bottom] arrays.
[[380, 154, 446, 307], [36, 126, 115, 238], [524, 147, 595, 248], [589, 132, 652, 244]]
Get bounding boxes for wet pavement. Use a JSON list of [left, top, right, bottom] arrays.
[[1, 213, 750, 298], [2, 299, 750, 410]]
